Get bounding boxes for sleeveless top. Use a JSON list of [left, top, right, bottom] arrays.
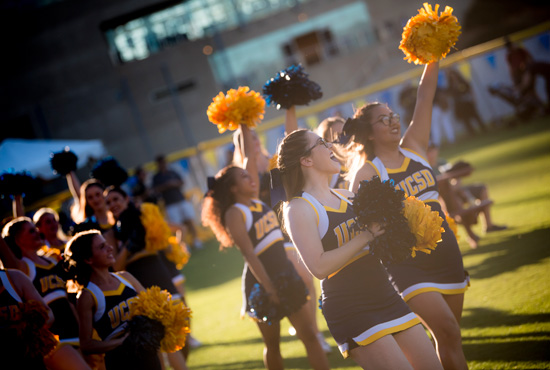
[[0, 270, 22, 324], [84, 273, 138, 341]]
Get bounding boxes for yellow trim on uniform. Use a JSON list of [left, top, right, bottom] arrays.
[[386, 157, 410, 173], [324, 198, 347, 213], [403, 286, 469, 302], [249, 202, 263, 213], [365, 161, 381, 178], [423, 199, 440, 204], [33, 259, 56, 270], [401, 147, 429, 162], [296, 197, 319, 226], [103, 282, 127, 297], [127, 250, 157, 265], [328, 250, 370, 279], [355, 317, 421, 347]]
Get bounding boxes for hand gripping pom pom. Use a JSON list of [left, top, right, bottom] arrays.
[[262, 64, 323, 110], [248, 270, 309, 325], [352, 177, 416, 263], [50, 147, 78, 176], [129, 287, 192, 352], [206, 86, 265, 133], [123, 315, 165, 355], [399, 3, 461, 64]]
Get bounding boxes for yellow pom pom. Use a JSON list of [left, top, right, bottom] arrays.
[[140, 203, 172, 252], [207, 86, 266, 133], [399, 3, 461, 64], [165, 236, 191, 270], [445, 212, 459, 242], [403, 196, 444, 257], [268, 154, 278, 171], [130, 287, 192, 352]]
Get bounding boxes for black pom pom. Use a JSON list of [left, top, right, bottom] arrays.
[[351, 176, 416, 263], [50, 147, 78, 176], [90, 157, 128, 187], [262, 64, 323, 110], [0, 171, 38, 198], [248, 269, 309, 325], [124, 315, 165, 355]]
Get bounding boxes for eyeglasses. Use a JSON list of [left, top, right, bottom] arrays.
[[372, 112, 400, 126], [304, 137, 330, 156]]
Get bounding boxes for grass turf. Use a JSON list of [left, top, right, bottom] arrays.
[[182, 116, 550, 369]]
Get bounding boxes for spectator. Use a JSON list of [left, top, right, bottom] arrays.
[[130, 166, 158, 206], [427, 143, 507, 249], [152, 155, 202, 250], [447, 67, 488, 136]]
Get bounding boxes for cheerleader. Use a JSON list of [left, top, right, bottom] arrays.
[[202, 125, 330, 370], [104, 186, 188, 370], [0, 262, 54, 369], [0, 218, 90, 370], [278, 129, 443, 369], [64, 230, 164, 370], [343, 62, 468, 369], [33, 207, 68, 262]]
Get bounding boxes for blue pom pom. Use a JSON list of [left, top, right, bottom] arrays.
[[262, 64, 322, 110]]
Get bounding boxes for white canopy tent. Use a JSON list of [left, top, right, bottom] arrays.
[[0, 138, 107, 180]]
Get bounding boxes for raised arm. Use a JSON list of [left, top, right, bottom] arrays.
[[240, 125, 260, 199], [66, 172, 82, 203], [225, 206, 279, 304], [285, 198, 381, 279], [9, 268, 54, 326], [401, 62, 439, 156], [12, 195, 24, 218], [284, 106, 298, 135], [0, 237, 27, 272]]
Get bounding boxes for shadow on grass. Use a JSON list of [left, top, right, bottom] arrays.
[[461, 307, 550, 363], [462, 307, 550, 329], [463, 227, 550, 280]]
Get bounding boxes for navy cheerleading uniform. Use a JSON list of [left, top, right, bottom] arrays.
[[22, 257, 80, 347], [367, 147, 469, 301], [84, 273, 161, 370], [295, 190, 419, 358], [234, 199, 308, 322], [115, 204, 180, 300]]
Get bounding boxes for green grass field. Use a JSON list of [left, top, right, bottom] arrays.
[[182, 117, 550, 369]]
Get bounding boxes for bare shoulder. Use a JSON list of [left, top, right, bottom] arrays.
[[117, 271, 144, 291]]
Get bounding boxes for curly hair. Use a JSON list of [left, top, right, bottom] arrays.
[[201, 166, 241, 249], [64, 230, 101, 287]]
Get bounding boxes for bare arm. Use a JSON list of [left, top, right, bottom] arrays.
[[118, 271, 145, 293], [10, 269, 54, 326], [0, 237, 27, 272], [241, 125, 260, 199], [285, 198, 382, 279], [66, 172, 81, 203], [350, 162, 379, 193], [12, 195, 24, 218], [77, 290, 128, 354], [225, 206, 279, 304], [401, 62, 439, 157], [284, 106, 298, 135]]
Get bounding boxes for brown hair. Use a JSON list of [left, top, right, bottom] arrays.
[[1, 217, 34, 259], [276, 129, 311, 201], [342, 102, 384, 180], [201, 166, 241, 249], [72, 179, 105, 223], [64, 230, 101, 287]]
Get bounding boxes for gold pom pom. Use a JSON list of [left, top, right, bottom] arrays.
[[268, 154, 278, 171], [207, 86, 266, 133], [399, 3, 461, 64], [165, 236, 191, 270], [140, 203, 172, 252], [403, 196, 444, 257], [445, 212, 459, 242], [130, 287, 192, 352]]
